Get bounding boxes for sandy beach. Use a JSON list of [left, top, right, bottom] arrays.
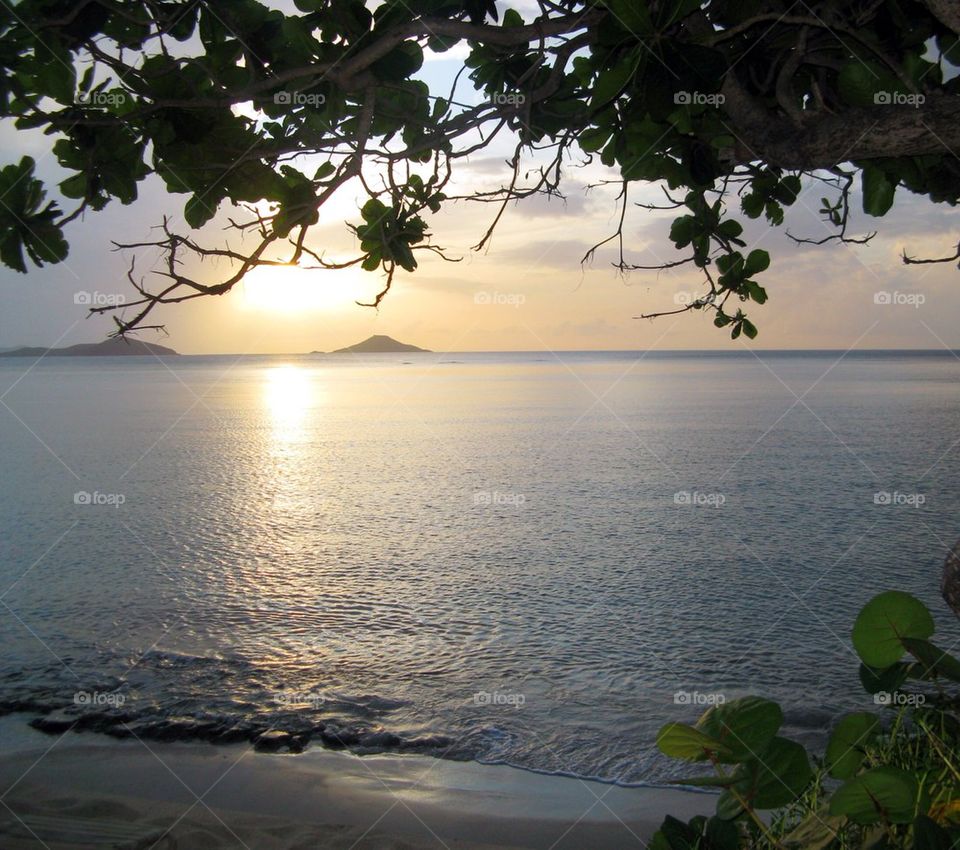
[[0, 715, 714, 849]]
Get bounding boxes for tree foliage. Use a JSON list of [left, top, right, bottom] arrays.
[[1, 0, 958, 336]]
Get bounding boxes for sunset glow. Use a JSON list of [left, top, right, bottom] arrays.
[[239, 265, 361, 315]]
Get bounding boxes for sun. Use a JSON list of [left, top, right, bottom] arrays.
[[237, 265, 361, 314]]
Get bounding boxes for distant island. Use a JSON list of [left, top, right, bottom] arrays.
[[323, 335, 429, 354], [0, 338, 179, 358]]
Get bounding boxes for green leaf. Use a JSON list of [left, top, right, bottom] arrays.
[[372, 42, 424, 80], [775, 176, 802, 205], [696, 696, 783, 763], [669, 215, 696, 248], [716, 219, 743, 241], [60, 173, 88, 200], [0, 156, 68, 272], [764, 201, 784, 226], [715, 252, 741, 276], [901, 638, 960, 682], [578, 126, 612, 154], [837, 61, 890, 108], [185, 194, 217, 228], [361, 198, 389, 223], [656, 722, 729, 761], [782, 809, 844, 850], [744, 249, 770, 276], [862, 165, 896, 217], [0, 231, 27, 274], [740, 318, 758, 339], [606, 0, 652, 34], [829, 766, 919, 824], [859, 662, 910, 695], [591, 56, 635, 109], [852, 591, 934, 668], [502, 8, 523, 27], [741, 192, 764, 219], [745, 282, 767, 305], [726, 737, 812, 809], [33, 59, 76, 103], [427, 32, 460, 52], [656, 815, 698, 850], [22, 221, 68, 265], [715, 789, 743, 821], [704, 816, 739, 850], [913, 815, 955, 850], [826, 712, 880, 779]]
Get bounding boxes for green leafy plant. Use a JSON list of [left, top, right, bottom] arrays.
[[652, 590, 960, 848]]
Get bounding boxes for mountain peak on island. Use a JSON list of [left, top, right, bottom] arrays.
[[331, 335, 429, 354], [0, 337, 179, 358]]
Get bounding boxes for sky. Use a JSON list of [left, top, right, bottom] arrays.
[[0, 19, 958, 355]]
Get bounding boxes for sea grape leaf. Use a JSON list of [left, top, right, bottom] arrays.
[[657, 722, 730, 761], [852, 591, 934, 668], [826, 712, 880, 779], [726, 736, 813, 809], [829, 766, 919, 824], [696, 696, 783, 763]]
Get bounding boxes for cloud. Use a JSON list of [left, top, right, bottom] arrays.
[[496, 238, 598, 271]]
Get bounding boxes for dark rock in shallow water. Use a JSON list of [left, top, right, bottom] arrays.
[[357, 730, 401, 749], [319, 726, 358, 748], [30, 709, 135, 735], [404, 735, 457, 753], [254, 730, 306, 753], [30, 710, 79, 734], [211, 723, 256, 744], [24, 705, 447, 760], [106, 716, 210, 742]]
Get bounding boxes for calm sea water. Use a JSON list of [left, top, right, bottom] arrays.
[[0, 350, 958, 784]]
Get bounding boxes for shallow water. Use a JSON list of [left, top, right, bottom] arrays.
[[0, 350, 957, 783]]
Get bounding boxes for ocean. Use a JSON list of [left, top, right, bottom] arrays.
[[0, 350, 957, 784]]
